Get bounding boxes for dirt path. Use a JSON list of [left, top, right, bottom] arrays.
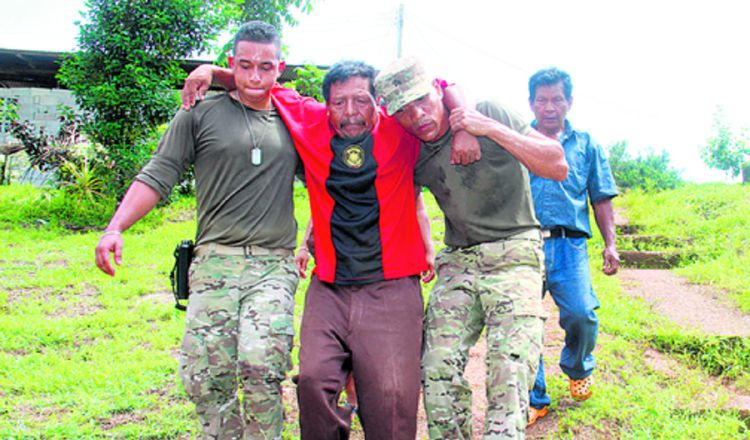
[[619, 268, 750, 337], [467, 268, 750, 439]]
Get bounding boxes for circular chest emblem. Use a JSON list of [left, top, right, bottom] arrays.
[[343, 145, 365, 169]]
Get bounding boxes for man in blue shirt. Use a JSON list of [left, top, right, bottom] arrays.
[[526, 67, 620, 426]]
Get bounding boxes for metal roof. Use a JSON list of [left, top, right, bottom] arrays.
[[0, 48, 318, 89]]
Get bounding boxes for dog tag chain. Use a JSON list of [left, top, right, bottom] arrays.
[[236, 90, 270, 167]]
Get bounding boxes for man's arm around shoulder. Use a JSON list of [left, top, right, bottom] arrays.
[[448, 103, 568, 180], [181, 65, 235, 110]]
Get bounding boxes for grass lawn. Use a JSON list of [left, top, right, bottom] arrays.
[[0, 183, 747, 438]]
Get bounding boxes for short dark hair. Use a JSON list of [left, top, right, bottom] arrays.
[[233, 21, 281, 59], [528, 67, 573, 101], [322, 60, 377, 103]]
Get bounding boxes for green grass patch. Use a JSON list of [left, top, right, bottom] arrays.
[[648, 334, 750, 378], [2, 183, 749, 438]]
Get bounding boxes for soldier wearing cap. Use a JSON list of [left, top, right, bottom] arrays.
[[375, 57, 569, 439]]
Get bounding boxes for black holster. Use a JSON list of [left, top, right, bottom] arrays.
[[169, 239, 194, 311]]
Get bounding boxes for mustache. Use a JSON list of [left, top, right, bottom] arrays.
[[340, 116, 367, 127]]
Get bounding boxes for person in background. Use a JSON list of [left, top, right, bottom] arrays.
[[526, 66, 619, 426]]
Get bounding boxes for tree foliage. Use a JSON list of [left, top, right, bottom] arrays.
[[700, 106, 749, 178], [57, 0, 317, 196], [607, 140, 683, 192], [57, 0, 236, 194], [241, 0, 314, 29], [212, 0, 316, 66], [286, 64, 327, 102]]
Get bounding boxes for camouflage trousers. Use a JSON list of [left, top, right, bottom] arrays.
[[179, 252, 298, 440], [422, 230, 546, 440]]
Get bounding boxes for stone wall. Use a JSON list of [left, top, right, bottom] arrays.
[[0, 88, 77, 138]]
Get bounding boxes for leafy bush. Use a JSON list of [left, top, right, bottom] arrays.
[[1, 98, 22, 185], [607, 140, 683, 192], [57, 0, 234, 197], [0, 97, 18, 128], [9, 118, 75, 172], [58, 158, 105, 202]]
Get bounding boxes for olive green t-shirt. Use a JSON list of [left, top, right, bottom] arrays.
[[136, 93, 299, 248], [414, 100, 539, 247]]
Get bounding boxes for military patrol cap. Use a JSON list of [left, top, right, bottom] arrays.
[[375, 56, 433, 116]]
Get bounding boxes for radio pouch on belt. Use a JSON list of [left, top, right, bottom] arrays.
[[170, 239, 194, 311]]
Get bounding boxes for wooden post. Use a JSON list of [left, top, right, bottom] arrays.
[[742, 162, 750, 184], [0, 143, 25, 185], [1, 155, 6, 185]]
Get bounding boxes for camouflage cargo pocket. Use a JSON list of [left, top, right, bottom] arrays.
[[266, 312, 295, 379]]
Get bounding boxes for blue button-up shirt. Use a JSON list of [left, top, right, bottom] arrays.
[[529, 119, 618, 238]]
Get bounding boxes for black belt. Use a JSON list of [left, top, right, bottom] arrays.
[[542, 227, 588, 239]]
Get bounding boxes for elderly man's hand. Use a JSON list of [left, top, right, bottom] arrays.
[[180, 65, 215, 110], [450, 128, 481, 165], [421, 244, 436, 283], [295, 247, 310, 278], [602, 245, 620, 275]]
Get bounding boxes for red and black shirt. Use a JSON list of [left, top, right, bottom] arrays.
[[271, 86, 426, 284]]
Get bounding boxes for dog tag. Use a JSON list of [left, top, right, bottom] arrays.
[[251, 148, 262, 166]]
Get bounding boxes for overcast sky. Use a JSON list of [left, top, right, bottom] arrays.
[[2, 0, 748, 182]]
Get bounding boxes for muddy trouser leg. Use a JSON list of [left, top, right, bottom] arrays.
[[349, 276, 423, 440], [530, 242, 553, 410], [482, 237, 545, 439], [422, 250, 486, 440], [423, 235, 546, 440], [237, 255, 299, 440], [297, 277, 354, 440]]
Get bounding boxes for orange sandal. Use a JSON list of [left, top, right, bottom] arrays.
[[527, 406, 548, 427], [570, 375, 594, 401]]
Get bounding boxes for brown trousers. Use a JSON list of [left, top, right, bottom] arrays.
[[297, 276, 423, 440]]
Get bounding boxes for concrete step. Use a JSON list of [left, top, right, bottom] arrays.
[[619, 250, 682, 269]]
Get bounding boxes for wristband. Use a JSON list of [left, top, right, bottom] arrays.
[[102, 230, 122, 238]]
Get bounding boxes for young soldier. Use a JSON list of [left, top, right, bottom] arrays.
[[95, 22, 299, 439]]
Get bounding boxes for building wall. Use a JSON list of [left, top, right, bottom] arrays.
[[0, 88, 77, 139]]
